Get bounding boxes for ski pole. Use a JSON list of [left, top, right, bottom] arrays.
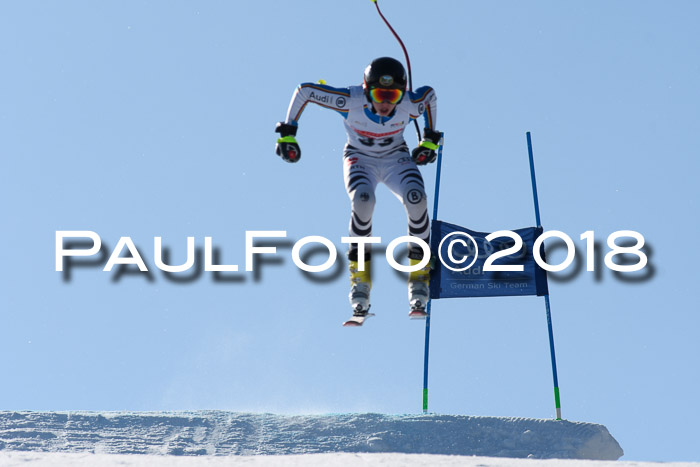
[[370, 0, 422, 142]]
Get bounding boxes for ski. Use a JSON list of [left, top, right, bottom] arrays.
[[343, 312, 375, 327]]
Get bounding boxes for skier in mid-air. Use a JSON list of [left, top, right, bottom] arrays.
[[275, 57, 440, 325]]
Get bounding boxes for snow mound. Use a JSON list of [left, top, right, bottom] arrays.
[[0, 412, 623, 460]]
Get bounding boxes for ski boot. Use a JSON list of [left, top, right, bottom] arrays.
[[344, 260, 374, 326], [348, 259, 372, 314], [408, 257, 430, 319]]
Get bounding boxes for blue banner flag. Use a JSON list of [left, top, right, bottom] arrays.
[[429, 220, 549, 299]]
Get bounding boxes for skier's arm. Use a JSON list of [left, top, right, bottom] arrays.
[[410, 86, 437, 131], [275, 82, 350, 163], [409, 86, 440, 165], [283, 82, 351, 124]]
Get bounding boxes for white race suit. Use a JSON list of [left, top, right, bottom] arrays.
[[282, 82, 438, 261]]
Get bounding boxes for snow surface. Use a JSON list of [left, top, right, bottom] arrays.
[[1, 452, 700, 467], [0, 411, 625, 461]]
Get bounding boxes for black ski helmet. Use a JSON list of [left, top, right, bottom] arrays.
[[363, 57, 407, 96]]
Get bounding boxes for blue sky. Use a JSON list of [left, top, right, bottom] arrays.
[[1, 0, 699, 462]]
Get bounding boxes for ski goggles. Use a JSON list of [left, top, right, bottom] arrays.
[[368, 87, 403, 104]]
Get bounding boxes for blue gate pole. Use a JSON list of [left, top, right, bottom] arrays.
[[423, 132, 444, 414], [526, 131, 562, 420]]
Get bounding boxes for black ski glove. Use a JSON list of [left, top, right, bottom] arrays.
[[275, 122, 301, 163], [411, 128, 441, 165]]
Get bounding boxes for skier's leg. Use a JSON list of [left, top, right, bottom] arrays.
[[343, 153, 379, 313], [382, 153, 431, 312], [344, 153, 379, 258], [382, 154, 430, 254]]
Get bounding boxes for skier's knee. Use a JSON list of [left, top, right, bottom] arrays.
[[350, 188, 376, 212], [403, 188, 427, 213]]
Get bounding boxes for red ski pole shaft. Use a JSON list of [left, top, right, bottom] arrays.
[[371, 0, 422, 141]]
